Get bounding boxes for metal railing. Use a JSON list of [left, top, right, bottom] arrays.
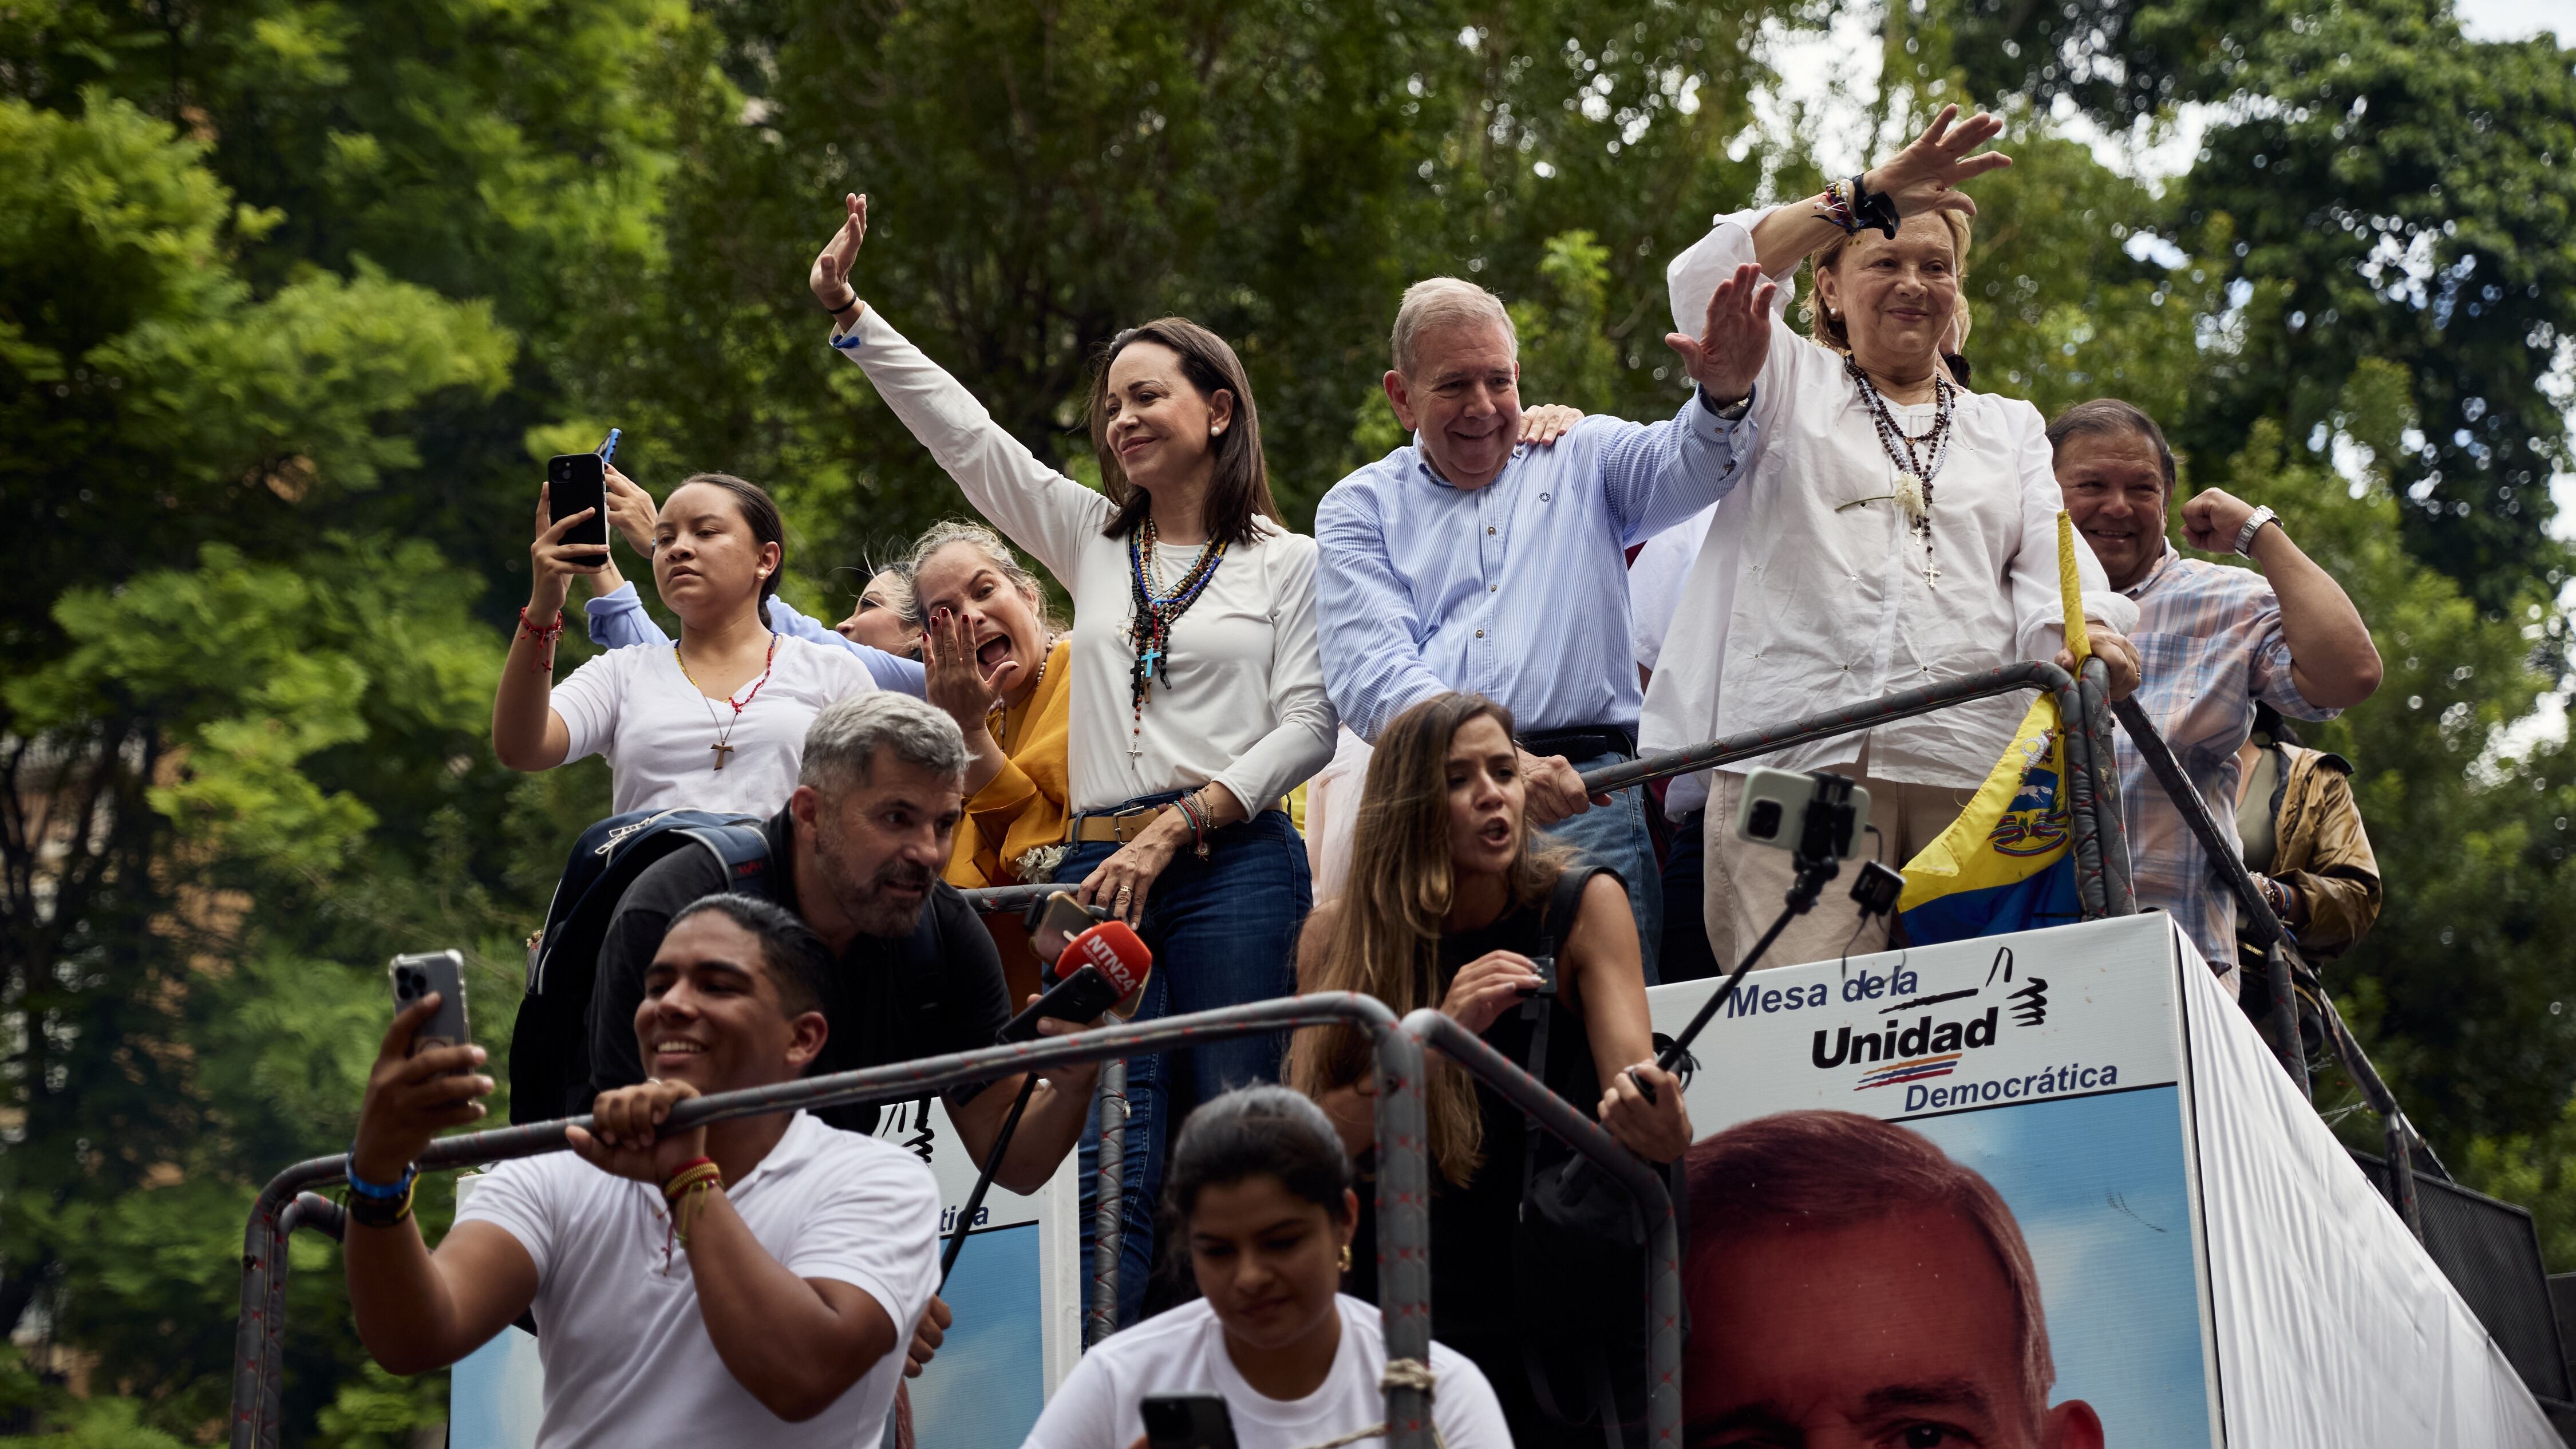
[[2109, 697, 2446, 1234], [1581, 659, 2132, 924], [1402, 1010, 1685, 1447], [230, 994, 1437, 1449]]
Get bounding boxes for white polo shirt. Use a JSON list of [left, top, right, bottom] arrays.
[[456, 1111, 938, 1448]]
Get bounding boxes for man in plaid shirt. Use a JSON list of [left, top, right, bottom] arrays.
[[2050, 400, 2383, 984]]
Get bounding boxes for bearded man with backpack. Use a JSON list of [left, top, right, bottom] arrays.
[[516, 692, 1101, 1197]]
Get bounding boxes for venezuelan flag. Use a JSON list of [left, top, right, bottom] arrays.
[[1896, 513, 2091, 945]]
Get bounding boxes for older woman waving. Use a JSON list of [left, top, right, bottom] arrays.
[[1644, 106, 2143, 970], [807, 194, 1337, 1326]]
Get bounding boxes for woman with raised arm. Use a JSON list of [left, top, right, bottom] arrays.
[[492, 472, 876, 817], [1287, 690, 1688, 1447], [1645, 105, 2146, 970], [808, 192, 1336, 1327]]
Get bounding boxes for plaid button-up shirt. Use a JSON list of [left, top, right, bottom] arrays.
[[2113, 547, 2339, 971]]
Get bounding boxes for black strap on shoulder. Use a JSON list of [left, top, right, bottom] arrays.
[[1519, 864, 1614, 1186]]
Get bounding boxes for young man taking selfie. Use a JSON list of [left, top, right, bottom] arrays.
[[342, 894, 939, 1443]]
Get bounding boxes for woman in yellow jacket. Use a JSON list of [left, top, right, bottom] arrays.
[[914, 520, 1075, 996]]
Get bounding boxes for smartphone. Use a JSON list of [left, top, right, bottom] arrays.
[[389, 950, 473, 1073], [1141, 1394, 1239, 1449], [1024, 890, 1108, 967], [999, 966, 1132, 1041], [1733, 767, 1872, 860], [545, 451, 610, 554]]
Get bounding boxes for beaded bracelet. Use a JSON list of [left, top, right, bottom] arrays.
[[517, 606, 564, 673], [664, 1156, 725, 1250], [1814, 179, 1863, 236], [1175, 792, 1214, 861]]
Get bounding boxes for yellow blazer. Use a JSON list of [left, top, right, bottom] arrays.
[[945, 637, 1074, 889]]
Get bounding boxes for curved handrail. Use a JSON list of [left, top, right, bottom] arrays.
[[1399, 1009, 1685, 1448], [232, 993, 1439, 1449]]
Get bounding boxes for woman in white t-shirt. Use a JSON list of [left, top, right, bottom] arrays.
[[493, 471, 874, 816], [1022, 1087, 1509, 1449]]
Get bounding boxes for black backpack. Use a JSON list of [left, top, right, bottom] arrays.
[[1511, 866, 1692, 1448], [508, 808, 775, 1123]]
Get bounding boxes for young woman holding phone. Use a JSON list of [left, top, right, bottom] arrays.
[[1287, 690, 1689, 1446], [1018, 1086, 1511, 1449], [492, 472, 876, 817]]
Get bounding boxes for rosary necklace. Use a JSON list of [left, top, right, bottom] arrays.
[[1847, 356, 1956, 587], [674, 632, 780, 771], [1125, 518, 1227, 760]]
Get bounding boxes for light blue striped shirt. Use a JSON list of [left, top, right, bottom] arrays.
[[582, 583, 927, 696], [1314, 395, 1753, 742]]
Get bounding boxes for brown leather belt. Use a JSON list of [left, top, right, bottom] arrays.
[[1066, 799, 1288, 846]]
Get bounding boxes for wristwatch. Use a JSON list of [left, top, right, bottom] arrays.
[[2233, 505, 2280, 558], [1698, 386, 1752, 422]]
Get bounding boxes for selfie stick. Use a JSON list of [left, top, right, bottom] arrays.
[[1641, 776, 1898, 1095]]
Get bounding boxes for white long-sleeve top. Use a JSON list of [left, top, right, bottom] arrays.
[[1639, 206, 2139, 790], [829, 309, 1336, 816]]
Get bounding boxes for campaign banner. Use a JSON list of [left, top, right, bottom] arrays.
[[451, 1095, 1077, 1449], [1647, 910, 2223, 1448]]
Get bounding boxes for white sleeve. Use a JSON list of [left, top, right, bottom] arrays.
[[1629, 507, 1713, 671], [829, 309, 1112, 587], [1016, 1340, 1128, 1449], [782, 1144, 942, 1352], [818, 641, 878, 700], [1428, 1342, 1516, 1449], [451, 1159, 564, 1285], [1213, 531, 1339, 814], [548, 647, 629, 765]]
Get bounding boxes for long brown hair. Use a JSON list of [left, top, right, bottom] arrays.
[[1286, 692, 1564, 1186], [1085, 318, 1284, 547]]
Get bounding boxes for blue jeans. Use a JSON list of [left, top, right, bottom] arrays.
[[1059, 796, 1313, 1326], [1536, 749, 1665, 985]]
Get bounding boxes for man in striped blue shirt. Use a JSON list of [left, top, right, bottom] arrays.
[[1315, 270, 1772, 980]]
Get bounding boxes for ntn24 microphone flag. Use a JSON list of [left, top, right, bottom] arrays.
[[1896, 512, 2088, 945]]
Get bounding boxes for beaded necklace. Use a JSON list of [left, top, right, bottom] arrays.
[[1847, 356, 1957, 587], [673, 632, 780, 771], [986, 639, 1052, 752], [1124, 517, 1227, 759]]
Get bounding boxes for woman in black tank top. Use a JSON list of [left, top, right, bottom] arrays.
[[1284, 692, 1690, 1447]]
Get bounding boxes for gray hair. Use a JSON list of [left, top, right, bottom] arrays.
[[2046, 398, 2176, 495], [1390, 277, 1518, 378], [799, 692, 968, 792], [905, 519, 1066, 634]]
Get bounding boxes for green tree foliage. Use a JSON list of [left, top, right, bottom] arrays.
[[1939, 0, 2576, 609], [3, 0, 2574, 1439]]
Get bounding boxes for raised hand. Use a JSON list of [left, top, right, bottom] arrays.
[[603, 465, 658, 556], [1518, 404, 1586, 446], [809, 192, 868, 315], [1665, 261, 1776, 408], [920, 607, 1011, 731], [1863, 104, 2013, 221], [528, 481, 608, 612], [351, 993, 493, 1186], [2180, 487, 2263, 555]]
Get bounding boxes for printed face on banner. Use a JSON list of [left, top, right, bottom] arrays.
[[1649, 913, 2222, 1449]]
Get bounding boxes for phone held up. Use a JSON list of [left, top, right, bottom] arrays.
[[388, 950, 472, 1073], [1141, 1393, 1239, 1449], [545, 449, 610, 556], [1732, 765, 1872, 861]]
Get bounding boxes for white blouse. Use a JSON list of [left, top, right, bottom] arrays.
[[830, 309, 1337, 817], [1639, 206, 2140, 791]]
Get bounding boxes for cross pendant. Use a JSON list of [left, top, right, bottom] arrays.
[[711, 740, 735, 771], [1923, 560, 1942, 587], [1140, 645, 1164, 676]]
